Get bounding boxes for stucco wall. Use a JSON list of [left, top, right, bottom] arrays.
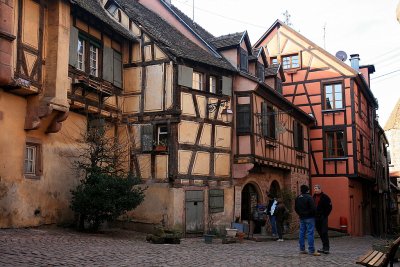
[[0, 93, 85, 227]]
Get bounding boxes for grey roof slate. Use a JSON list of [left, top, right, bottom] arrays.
[[210, 32, 245, 50], [70, 0, 136, 41], [118, 0, 235, 71], [169, 5, 215, 42], [265, 64, 280, 76]]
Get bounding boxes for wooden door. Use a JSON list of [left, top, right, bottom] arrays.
[[185, 190, 204, 234]]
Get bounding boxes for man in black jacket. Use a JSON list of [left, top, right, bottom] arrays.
[[313, 184, 332, 254], [295, 185, 320, 256]]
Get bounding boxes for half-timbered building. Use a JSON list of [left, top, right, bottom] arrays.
[[207, 31, 314, 230], [254, 20, 390, 235], [114, 0, 237, 234], [0, 0, 137, 227]]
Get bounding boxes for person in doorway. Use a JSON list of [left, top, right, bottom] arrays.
[[313, 184, 332, 254], [274, 198, 289, 241], [266, 193, 278, 237], [295, 185, 320, 256]]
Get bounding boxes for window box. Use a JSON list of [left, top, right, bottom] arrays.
[[154, 145, 167, 152]]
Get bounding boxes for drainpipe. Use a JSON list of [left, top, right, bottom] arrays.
[[350, 54, 360, 71]]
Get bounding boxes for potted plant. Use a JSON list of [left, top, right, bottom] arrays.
[[204, 213, 216, 244], [153, 140, 168, 151]]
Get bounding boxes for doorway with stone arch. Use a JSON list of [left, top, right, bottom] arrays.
[[241, 183, 262, 223]]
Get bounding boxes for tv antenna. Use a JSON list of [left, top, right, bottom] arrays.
[[323, 23, 327, 49], [282, 10, 292, 26]]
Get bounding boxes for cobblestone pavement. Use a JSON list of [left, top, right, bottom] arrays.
[[0, 227, 396, 266]]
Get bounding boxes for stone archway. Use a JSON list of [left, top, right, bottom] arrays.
[[241, 183, 261, 222]]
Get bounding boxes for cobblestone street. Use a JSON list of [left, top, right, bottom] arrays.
[[0, 227, 396, 266]]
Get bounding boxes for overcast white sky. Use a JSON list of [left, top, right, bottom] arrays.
[[172, 0, 400, 127]]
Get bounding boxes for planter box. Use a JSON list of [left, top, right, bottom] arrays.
[[226, 228, 238, 237]]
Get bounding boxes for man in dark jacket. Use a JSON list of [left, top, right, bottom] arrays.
[[313, 184, 332, 254], [295, 184, 320, 256]]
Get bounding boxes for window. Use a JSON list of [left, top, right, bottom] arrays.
[[293, 121, 304, 151], [89, 44, 98, 77], [270, 57, 278, 65], [324, 83, 343, 110], [209, 189, 224, 213], [77, 38, 85, 71], [261, 103, 276, 139], [282, 54, 299, 69], [237, 104, 251, 133], [326, 131, 345, 157], [257, 63, 265, 82], [240, 49, 248, 71], [192, 72, 203, 90], [369, 143, 373, 167], [24, 142, 42, 178], [360, 135, 364, 164], [157, 125, 168, 146], [209, 76, 217, 94]]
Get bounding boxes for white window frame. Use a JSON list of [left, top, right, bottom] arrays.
[[209, 76, 217, 94], [89, 44, 98, 77], [157, 125, 168, 146], [24, 145, 36, 175], [77, 38, 85, 72], [192, 72, 203, 90]]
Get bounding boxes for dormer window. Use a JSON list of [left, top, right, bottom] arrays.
[[270, 57, 278, 65], [282, 54, 299, 69], [117, 9, 122, 23], [106, 3, 118, 16], [240, 49, 248, 72], [257, 63, 265, 82]]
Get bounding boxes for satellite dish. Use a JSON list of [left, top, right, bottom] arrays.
[[335, 51, 348, 62]]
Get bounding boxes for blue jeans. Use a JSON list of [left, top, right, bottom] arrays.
[[269, 215, 277, 236], [299, 218, 315, 253]]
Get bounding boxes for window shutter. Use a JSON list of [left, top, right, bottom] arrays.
[[209, 189, 224, 213], [261, 102, 268, 137], [178, 65, 193, 87], [221, 76, 232, 96], [141, 124, 153, 152], [113, 51, 122, 87], [103, 46, 114, 83], [240, 49, 248, 71], [298, 124, 304, 150], [293, 121, 298, 148], [237, 104, 251, 133], [69, 26, 79, 67]]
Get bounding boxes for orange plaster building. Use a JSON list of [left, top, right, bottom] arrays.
[[254, 20, 389, 236]]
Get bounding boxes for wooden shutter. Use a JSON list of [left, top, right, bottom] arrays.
[[141, 124, 153, 152], [69, 26, 79, 67], [103, 46, 114, 83], [240, 49, 248, 71], [293, 121, 298, 148], [298, 124, 304, 150], [221, 76, 232, 96], [113, 51, 122, 87], [261, 102, 268, 137], [209, 189, 224, 213], [178, 65, 193, 87], [237, 104, 251, 133]]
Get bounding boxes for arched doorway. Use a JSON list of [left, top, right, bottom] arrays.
[[269, 180, 281, 198], [241, 183, 260, 221]]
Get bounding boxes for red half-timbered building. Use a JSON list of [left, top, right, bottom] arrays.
[[255, 20, 390, 235]]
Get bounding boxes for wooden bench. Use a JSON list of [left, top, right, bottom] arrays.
[[356, 236, 400, 267]]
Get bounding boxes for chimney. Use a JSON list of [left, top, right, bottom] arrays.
[[350, 54, 360, 71]]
